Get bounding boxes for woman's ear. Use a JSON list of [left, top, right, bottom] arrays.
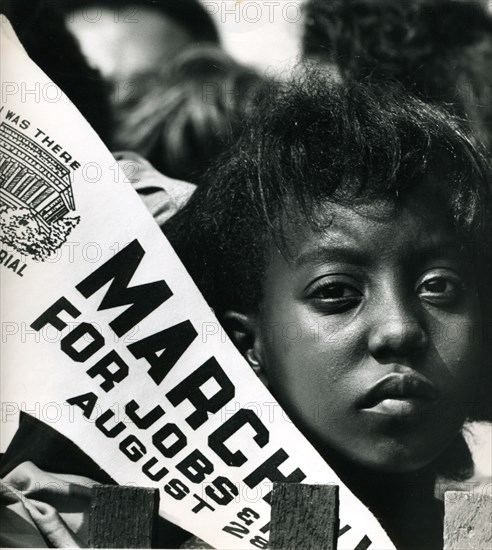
[[223, 310, 268, 386]]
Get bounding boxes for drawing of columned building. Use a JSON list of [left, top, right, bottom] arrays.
[[0, 122, 75, 228]]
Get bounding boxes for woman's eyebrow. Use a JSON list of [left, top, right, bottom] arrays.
[[293, 238, 462, 268], [399, 239, 461, 263], [294, 244, 366, 267]]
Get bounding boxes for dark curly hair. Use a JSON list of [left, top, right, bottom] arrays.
[[164, 71, 492, 479], [302, 0, 492, 148]]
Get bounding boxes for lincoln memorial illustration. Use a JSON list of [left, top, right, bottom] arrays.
[[0, 122, 76, 229]]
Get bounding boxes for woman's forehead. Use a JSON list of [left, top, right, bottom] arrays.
[[276, 198, 458, 265]]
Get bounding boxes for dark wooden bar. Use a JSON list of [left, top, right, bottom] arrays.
[[269, 482, 340, 550], [89, 485, 160, 548]]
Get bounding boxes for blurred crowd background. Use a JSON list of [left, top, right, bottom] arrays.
[[3, 0, 491, 180], [2, 0, 491, 488]]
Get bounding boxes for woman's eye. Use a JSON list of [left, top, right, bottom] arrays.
[[314, 283, 360, 299], [417, 272, 464, 305], [308, 281, 362, 312], [421, 279, 450, 293]]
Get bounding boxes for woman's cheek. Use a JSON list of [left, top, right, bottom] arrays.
[[431, 316, 482, 395]]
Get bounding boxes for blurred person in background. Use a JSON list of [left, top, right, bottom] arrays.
[[112, 46, 268, 185], [45, 0, 241, 214], [56, 0, 220, 101], [302, 0, 492, 149]]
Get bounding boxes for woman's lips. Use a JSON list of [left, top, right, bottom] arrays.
[[358, 373, 439, 417], [363, 397, 437, 417]]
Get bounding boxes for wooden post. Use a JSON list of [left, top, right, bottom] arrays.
[[269, 483, 339, 549], [89, 485, 160, 548], [443, 491, 492, 550]]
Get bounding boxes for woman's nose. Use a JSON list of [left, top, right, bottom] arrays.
[[367, 294, 428, 362]]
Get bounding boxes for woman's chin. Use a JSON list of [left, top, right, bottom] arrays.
[[322, 438, 441, 477]]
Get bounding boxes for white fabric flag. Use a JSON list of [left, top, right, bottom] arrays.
[[0, 19, 394, 550]]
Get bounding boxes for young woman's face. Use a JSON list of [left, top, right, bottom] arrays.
[[252, 199, 483, 472]]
